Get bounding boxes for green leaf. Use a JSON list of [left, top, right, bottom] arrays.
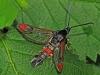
[[0, 29, 94, 75], [68, 1, 100, 61], [0, 0, 18, 28], [92, 65, 100, 75], [15, 0, 29, 8], [16, 0, 100, 61], [71, 0, 100, 3], [0, 0, 99, 75]]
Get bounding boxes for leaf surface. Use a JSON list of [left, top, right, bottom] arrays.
[[0, 0, 18, 28], [0, 0, 99, 75]]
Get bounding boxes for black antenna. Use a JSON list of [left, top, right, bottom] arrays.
[[63, 2, 94, 32], [70, 22, 94, 29]]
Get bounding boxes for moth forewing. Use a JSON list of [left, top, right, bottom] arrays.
[[17, 24, 53, 44]]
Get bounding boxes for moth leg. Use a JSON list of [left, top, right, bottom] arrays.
[[49, 54, 53, 72], [39, 48, 44, 52], [39, 50, 43, 52], [65, 38, 74, 54], [50, 54, 53, 62]]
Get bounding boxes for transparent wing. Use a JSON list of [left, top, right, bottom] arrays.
[[17, 24, 53, 44], [53, 41, 65, 72]]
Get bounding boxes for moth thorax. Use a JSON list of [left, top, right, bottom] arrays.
[[56, 34, 64, 42]]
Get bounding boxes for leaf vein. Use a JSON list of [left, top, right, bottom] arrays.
[[42, 0, 59, 29], [2, 39, 18, 75]]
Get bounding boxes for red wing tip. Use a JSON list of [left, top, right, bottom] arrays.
[[57, 63, 63, 71], [18, 24, 27, 32]]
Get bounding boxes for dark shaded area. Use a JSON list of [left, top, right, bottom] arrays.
[[1, 27, 9, 34], [0, 20, 18, 34], [86, 54, 100, 66], [12, 20, 18, 27], [0, 27, 9, 40], [0, 20, 18, 39]]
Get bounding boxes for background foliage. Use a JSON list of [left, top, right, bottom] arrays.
[[0, 0, 100, 75]]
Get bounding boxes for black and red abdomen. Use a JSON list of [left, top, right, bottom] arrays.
[[43, 46, 53, 56]]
